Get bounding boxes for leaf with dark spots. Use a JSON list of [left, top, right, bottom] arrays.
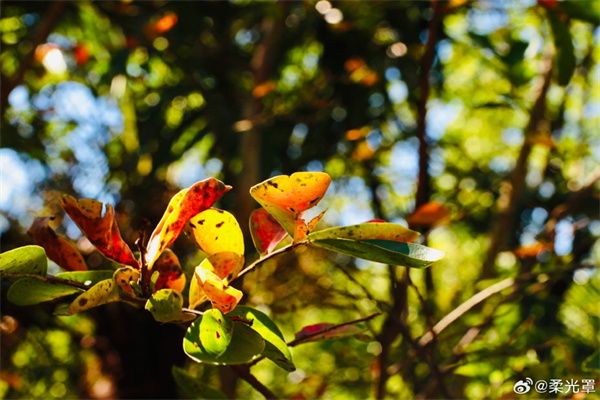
[[308, 222, 420, 243], [199, 309, 233, 357], [59, 196, 138, 268], [190, 208, 244, 256], [250, 172, 331, 240], [197, 252, 244, 282], [145, 179, 231, 269], [0, 246, 48, 278], [249, 208, 288, 256], [68, 279, 120, 315], [194, 267, 242, 314], [145, 289, 195, 323], [27, 217, 87, 272], [152, 249, 186, 292], [113, 267, 140, 296]]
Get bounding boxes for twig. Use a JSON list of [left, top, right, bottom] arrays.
[[287, 312, 382, 347], [235, 242, 303, 281], [136, 219, 151, 297], [230, 365, 278, 400], [417, 277, 515, 347]]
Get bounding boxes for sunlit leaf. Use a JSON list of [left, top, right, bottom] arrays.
[[171, 366, 227, 400], [199, 309, 234, 357], [113, 267, 141, 296], [55, 270, 114, 286], [294, 322, 369, 343], [249, 208, 288, 256], [198, 252, 244, 282], [152, 249, 186, 292], [0, 245, 48, 278], [190, 208, 244, 256], [7, 278, 83, 306], [69, 279, 120, 314], [145, 289, 196, 323], [183, 319, 264, 365], [406, 202, 451, 228], [27, 217, 87, 271], [228, 306, 295, 372], [250, 172, 331, 239], [194, 267, 242, 314], [189, 275, 207, 310], [145, 178, 231, 269], [310, 238, 444, 268], [308, 222, 419, 243], [59, 195, 138, 268]]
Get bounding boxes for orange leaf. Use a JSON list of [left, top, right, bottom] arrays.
[[199, 252, 244, 282], [514, 242, 549, 259], [252, 81, 277, 98], [153, 249, 186, 292], [190, 208, 244, 256], [407, 202, 450, 228], [250, 172, 331, 239], [27, 217, 87, 271], [145, 178, 231, 269], [58, 196, 138, 268], [249, 208, 288, 256], [194, 267, 242, 314]]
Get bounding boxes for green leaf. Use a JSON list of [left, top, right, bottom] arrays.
[[310, 238, 444, 268], [171, 366, 227, 400], [184, 319, 265, 365], [0, 245, 48, 277], [308, 222, 420, 243], [55, 270, 114, 286], [200, 309, 233, 357], [548, 11, 576, 86], [228, 306, 295, 372], [145, 289, 196, 323], [68, 279, 121, 315], [7, 278, 83, 306], [294, 322, 369, 343]]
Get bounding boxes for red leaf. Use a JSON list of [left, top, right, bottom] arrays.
[[294, 323, 368, 343], [249, 208, 288, 256], [27, 217, 87, 271], [145, 178, 231, 268], [58, 196, 138, 268]]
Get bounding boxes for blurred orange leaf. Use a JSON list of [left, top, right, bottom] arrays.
[[351, 141, 375, 161], [252, 81, 277, 98], [27, 217, 87, 272], [514, 242, 548, 258], [59, 196, 138, 268], [407, 201, 450, 228]]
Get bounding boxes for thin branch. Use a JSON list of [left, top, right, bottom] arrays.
[[230, 365, 278, 400], [235, 242, 303, 281], [287, 312, 381, 347], [418, 277, 515, 347]]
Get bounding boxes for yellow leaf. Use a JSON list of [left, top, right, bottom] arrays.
[[194, 267, 242, 314], [190, 208, 244, 256]]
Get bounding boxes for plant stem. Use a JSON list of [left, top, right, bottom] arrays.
[[230, 365, 278, 400], [234, 242, 304, 281]]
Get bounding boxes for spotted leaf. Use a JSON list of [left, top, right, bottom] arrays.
[[113, 267, 141, 296], [68, 279, 120, 315], [194, 267, 242, 314], [250, 172, 331, 240], [190, 208, 244, 256], [152, 249, 186, 292], [59, 196, 138, 268], [145, 179, 231, 269], [27, 217, 87, 271]]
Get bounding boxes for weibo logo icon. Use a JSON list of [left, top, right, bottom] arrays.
[[513, 378, 533, 394]]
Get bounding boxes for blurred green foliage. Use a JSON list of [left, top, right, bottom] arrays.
[[1, 0, 599, 399]]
